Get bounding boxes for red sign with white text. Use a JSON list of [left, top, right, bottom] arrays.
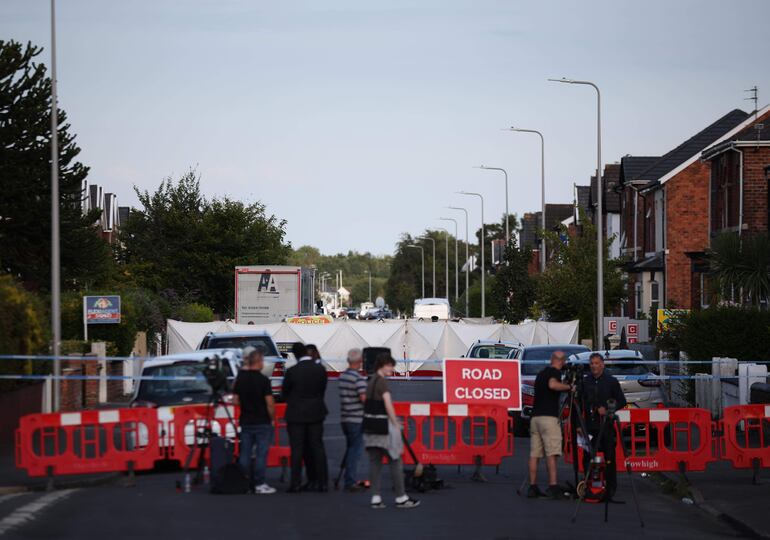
[[443, 359, 521, 411]]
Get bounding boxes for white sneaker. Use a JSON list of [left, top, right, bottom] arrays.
[[255, 484, 277, 495]]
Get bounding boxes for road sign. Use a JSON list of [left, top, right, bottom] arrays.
[[443, 359, 521, 410], [627, 323, 638, 337], [608, 319, 618, 333]]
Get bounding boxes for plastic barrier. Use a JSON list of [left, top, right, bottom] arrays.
[[168, 403, 290, 469], [563, 407, 717, 473], [393, 402, 513, 466], [721, 404, 770, 471], [16, 408, 162, 477]]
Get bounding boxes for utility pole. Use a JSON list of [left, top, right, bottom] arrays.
[[50, 0, 62, 411]]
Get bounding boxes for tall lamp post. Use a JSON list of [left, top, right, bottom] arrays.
[[407, 244, 425, 299], [549, 77, 603, 346], [364, 269, 372, 301], [433, 228, 450, 300], [446, 206, 470, 317], [50, 0, 62, 411], [458, 191, 486, 318], [475, 166, 510, 244], [506, 128, 545, 272], [417, 236, 436, 298], [439, 217, 459, 301]]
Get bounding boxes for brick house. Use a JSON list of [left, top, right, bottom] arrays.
[[590, 163, 622, 259], [617, 109, 750, 315], [519, 204, 574, 273], [701, 105, 770, 301]]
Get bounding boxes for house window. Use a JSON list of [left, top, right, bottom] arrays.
[[650, 281, 660, 313], [700, 274, 710, 309], [634, 282, 643, 319]]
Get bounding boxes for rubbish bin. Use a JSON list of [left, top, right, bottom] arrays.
[[750, 382, 770, 404]]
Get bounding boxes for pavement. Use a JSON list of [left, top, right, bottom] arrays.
[[0, 380, 754, 539], [685, 460, 770, 539]]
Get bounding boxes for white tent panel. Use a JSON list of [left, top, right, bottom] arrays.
[[500, 322, 538, 346], [166, 320, 228, 353], [534, 321, 579, 345]]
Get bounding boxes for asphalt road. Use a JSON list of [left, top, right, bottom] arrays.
[[1, 381, 741, 539]]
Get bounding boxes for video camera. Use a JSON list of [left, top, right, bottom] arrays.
[[561, 362, 585, 386], [202, 354, 228, 394]]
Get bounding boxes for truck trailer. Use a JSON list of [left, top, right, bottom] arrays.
[[235, 265, 314, 324]]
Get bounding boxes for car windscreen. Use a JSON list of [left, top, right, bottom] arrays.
[[136, 362, 232, 402], [604, 360, 650, 377], [470, 345, 514, 359], [205, 336, 279, 356], [521, 347, 590, 376]]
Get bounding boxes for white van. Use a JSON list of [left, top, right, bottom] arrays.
[[413, 298, 451, 321]]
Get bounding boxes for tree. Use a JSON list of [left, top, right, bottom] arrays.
[[0, 40, 114, 291], [120, 171, 291, 315], [536, 215, 626, 340], [707, 232, 770, 307], [490, 236, 535, 322], [0, 275, 47, 389]]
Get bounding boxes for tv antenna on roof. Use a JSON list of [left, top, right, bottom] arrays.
[[745, 86, 758, 119]]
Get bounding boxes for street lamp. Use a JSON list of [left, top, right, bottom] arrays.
[[457, 191, 485, 318], [50, 0, 62, 411], [504, 128, 545, 272], [475, 166, 510, 244], [439, 217, 459, 301], [364, 269, 372, 301], [446, 206, 470, 317], [549, 77, 603, 346], [434, 228, 450, 300], [407, 244, 425, 299], [417, 236, 436, 298]]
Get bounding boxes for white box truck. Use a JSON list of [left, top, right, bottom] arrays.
[[235, 265, 314, 324], [413, 298, 451, 321]]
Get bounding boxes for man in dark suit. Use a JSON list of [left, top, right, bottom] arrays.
[[283, 342, 329, 492]]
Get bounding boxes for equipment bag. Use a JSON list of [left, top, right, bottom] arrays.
[[210, 435, 249, 495]]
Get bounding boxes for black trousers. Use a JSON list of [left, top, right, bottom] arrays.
[[287, 421, 328, 489], [583, 426, 618, 497]]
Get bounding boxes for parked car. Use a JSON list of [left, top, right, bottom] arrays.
[[365, 308, 394, 320], [464, 339, 523, 360], [508, 344, 591, 434], [567, 349, 665, 409], [343, 308, 360, 320], [131, 349, 242, 408], [198, 330, 287, 396], [413, 298, 451, 321]]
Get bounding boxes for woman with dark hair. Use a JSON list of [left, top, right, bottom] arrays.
[[362, 353, 420, 509]]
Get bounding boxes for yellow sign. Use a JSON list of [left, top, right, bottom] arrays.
[[285, 315, 334, 325], [656, 309, 689, 333]]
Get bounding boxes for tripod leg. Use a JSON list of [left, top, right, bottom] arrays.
[[614, 416, 644, 528]]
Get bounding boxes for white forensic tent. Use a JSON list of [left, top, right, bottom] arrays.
[[166, 319, 579, 371]]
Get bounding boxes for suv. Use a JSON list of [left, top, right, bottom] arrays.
[[567, 349, 665, 409], [131, 349, 242, 408], [198, 330, 287, 396], [508, 344, 590, 435], [464, 340, 523, 360]]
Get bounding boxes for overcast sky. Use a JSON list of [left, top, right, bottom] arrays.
[[3, 0, 769, 255]]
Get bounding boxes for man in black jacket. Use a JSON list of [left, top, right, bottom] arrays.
[[283, 342, 329, 492], [582, 352, 627, 500]]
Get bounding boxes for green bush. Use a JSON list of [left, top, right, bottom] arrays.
[[0, 274, 47, 390], [174, 302, 214, 322], [678, 307, 770, 364]]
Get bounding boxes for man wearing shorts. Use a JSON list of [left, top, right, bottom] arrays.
[[528, 351, 571, 499]]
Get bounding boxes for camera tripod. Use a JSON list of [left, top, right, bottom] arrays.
[[570, 400, 645, 528], [178, 388, 238, 490]]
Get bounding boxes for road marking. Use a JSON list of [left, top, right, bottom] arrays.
[[0, 489, 78, 536]]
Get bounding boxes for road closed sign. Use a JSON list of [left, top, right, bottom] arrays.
[[443, 359, 521, 410]]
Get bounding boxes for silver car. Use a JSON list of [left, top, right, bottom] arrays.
[[568, 349, 666, 409]]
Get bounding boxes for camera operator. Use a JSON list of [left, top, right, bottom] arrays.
[[528, 351, 572, 499], [582, 352, 626, 500], [232, 346, 276, 495]]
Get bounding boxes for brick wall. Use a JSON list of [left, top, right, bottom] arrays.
[[665, 161, 711, 309], [741, 146, 770, 233]]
